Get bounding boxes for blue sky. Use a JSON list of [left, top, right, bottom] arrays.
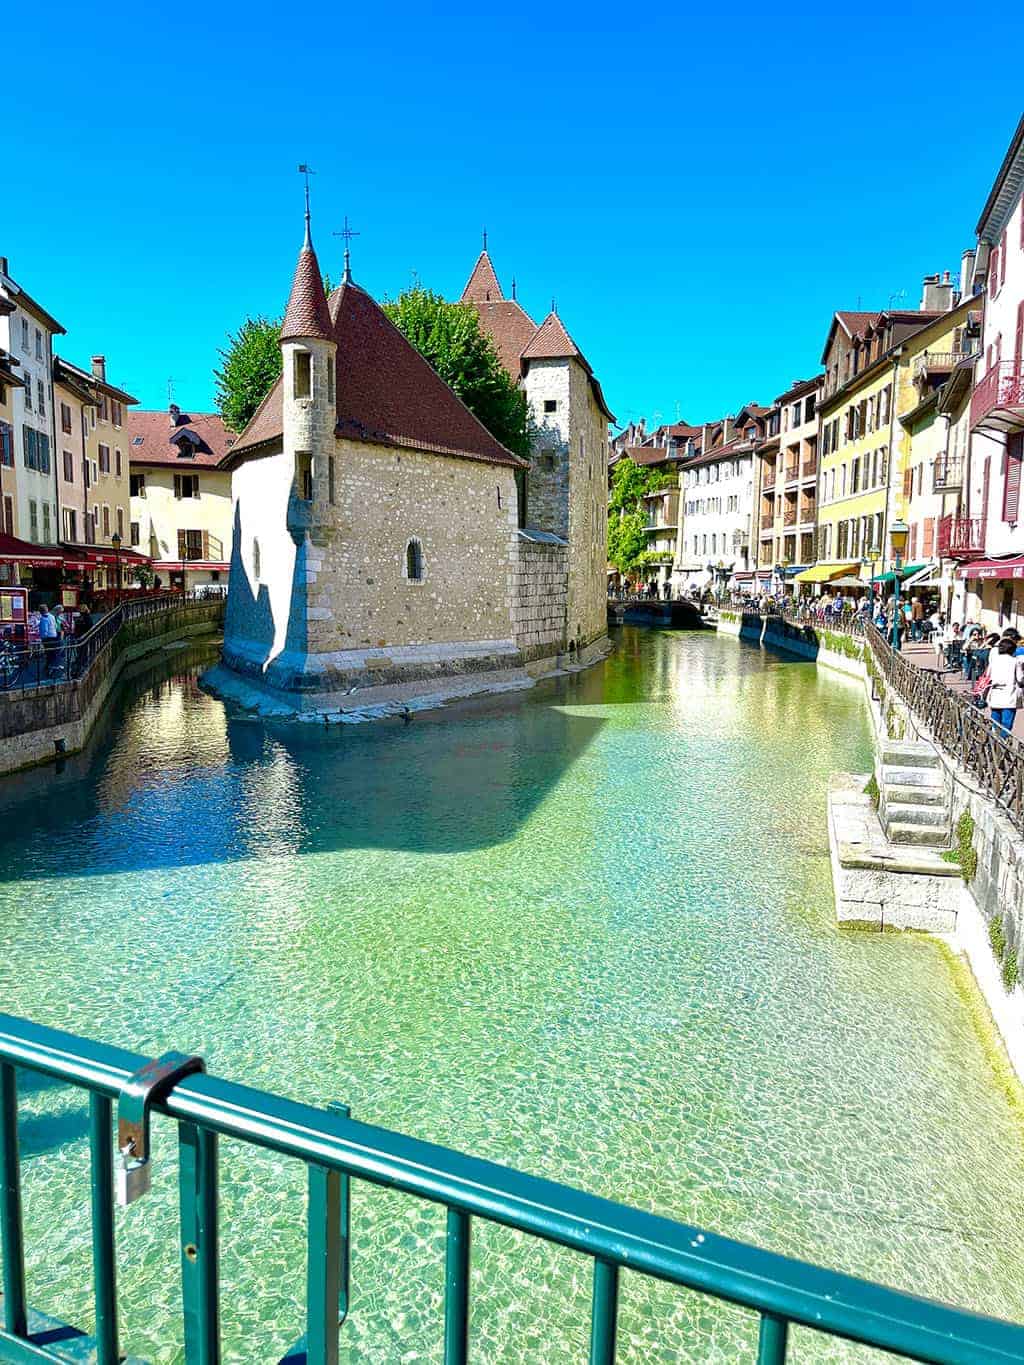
[[7, 0, 1023, 431]]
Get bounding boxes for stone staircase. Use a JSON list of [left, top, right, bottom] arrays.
[[879, 741, 951, 849]]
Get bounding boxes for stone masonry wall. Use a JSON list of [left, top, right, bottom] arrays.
[[566, 359, 610, 651], [512, 538, 567, 663], [523, 359, 570, 537], [300, 437, 519, 657]]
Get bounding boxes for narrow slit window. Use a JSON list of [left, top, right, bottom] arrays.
[[405, 538, 423, 581], [253, 538, 261, 581], [293, 350, 311, 398]]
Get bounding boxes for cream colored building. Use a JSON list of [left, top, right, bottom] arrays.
[[127, 406, 234, 591]]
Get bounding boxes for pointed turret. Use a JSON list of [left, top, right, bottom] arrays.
[[460, 250, 504, 304], [281, 218, 333, 342]]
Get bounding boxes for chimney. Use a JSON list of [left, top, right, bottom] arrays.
[[91, 355, 106, 381], [960, 248, 977, 299], [722, 416, 734, 444], [920, 273, 955, 313], [0, 257, 7, 277]]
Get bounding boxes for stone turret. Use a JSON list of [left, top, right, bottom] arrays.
[[281, 214, 337, 544]]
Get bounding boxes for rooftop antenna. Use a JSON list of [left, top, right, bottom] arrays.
[[887, 289, 906, 311], [297, 163, 316, 244], [333, 215, 360, 283]]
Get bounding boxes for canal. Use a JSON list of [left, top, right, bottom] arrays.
[[1, 627, 1023, 1362]]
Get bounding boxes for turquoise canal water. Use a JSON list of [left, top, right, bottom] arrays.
[[1, 628, 1024, 1362]]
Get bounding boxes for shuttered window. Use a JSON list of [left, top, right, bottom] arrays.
[[923, 517, 935, 556], [990, 249, 1000, 297], [1005, 434, 1024, 523], [903, 466, 913, 499], [1001, 229, 1008, 286]]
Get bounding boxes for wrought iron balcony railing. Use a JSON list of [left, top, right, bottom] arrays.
[[932, 454, 963, 491], [0, 1011, 1022, 1363], [971, 360, 1024, 431], [937, 513, 986, 557]]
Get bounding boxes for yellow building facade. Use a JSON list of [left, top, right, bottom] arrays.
[[812, 286, 970, 588]]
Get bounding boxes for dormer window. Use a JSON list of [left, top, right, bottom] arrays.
[[294, 350, 311, 399]]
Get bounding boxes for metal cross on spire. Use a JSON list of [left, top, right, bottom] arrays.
[[333, 216, 360, 283], [298, 164, 316, 244], [482, 228, 488, 251]]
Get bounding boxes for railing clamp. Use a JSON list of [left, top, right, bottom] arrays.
[[116, 1050, 205, 1205]]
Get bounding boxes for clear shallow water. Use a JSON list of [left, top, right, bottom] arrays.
[[1, 629, 1024, 1362]]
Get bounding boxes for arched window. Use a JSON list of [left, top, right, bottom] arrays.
[[405, 538, 423, 581], [253, 537, 261, 582]]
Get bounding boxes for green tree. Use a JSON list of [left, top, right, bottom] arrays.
[[607, 457, 674, 576], [215, 316, 282, 433], [383, 287, 531, 457]]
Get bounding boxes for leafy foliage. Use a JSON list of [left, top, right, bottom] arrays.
[[215, 316, 282, 433], [383, 288, 531, 457], [607, 458, 674, 577]]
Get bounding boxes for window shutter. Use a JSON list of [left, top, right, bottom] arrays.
[[174, 474, 182, 499], [1001, 229, 1008, 285], [1016, 301, 1024, 367], [923, 517, 935, 556], [903, 466, 913, 499], [1005, 434, 1024, 523], [990, 249, 1000, 297]]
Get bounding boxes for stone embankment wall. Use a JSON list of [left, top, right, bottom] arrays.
[[0, 601, 224, 776], [718, 607, 1024, 1083], [512, 538, 568, 667]]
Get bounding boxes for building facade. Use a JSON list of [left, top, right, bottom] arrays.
[[753, 377, 821, 583], [955, 114, 1024, 630], [674, 408, 762, 595], [813, 282, 963, 589], [127, 407, 234, 591], [53, 355, 136, 565], [0, 258, 64, 551]]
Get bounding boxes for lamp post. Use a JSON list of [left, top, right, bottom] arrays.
[[889, 519, 908, 652], [110, 531, 122, 605]]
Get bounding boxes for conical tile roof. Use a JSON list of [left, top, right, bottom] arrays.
[[281, 227, 333, 342], [460, 251, 503, 303]]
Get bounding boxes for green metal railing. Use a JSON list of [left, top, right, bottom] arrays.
[[1, 1012, 1023, 1363]]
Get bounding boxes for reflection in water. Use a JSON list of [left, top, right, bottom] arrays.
[[1, 628, 1024, 1362]]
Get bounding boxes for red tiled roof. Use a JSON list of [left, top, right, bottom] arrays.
[[229, 280, 526, 470], [684, 438, 743, 469], [281, 232, 333, 342], [471, 298, 538, 377], [460, 251, 504, 303], [618, 445, 682, 467], [127, 409, 234, 468], [522, 312, 615, 422], [835, 310, 879, 339]]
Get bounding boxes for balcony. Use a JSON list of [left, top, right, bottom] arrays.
[[913, 351, 971, 384], [971, 360, 1024, 433], [177, 530, 224, 562], [760, 513, 774, 530], [932, 454, 963, 491], [937, 514, 986, 558], [784, 464, 799, 484], [762, 473, 776, 492], [783, 507, 797, 528], [801, 458, 817, 478]]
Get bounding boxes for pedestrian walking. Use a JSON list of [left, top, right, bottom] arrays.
[[37, 604, 59, 677], [910, 595, 924, 641], [988, 636, 1024, 737]]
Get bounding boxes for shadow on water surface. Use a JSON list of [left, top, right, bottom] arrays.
[[0, 636, 611, 881]]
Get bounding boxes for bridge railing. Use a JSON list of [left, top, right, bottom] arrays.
[[0, 1012, 1022, 1363]]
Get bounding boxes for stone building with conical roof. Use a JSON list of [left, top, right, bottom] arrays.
[[215, 219, 607, 709], [459, 245, 614, 667]]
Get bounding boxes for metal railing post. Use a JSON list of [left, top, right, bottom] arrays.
[[443, 1207, 471, 1364], [589, 1258, 619, 1365], [0, 1063, 26, 1338], [179, 1122, 220, 1364], [89, 1093, 119, 1363]]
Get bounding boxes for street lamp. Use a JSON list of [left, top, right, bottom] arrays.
[[889, 519, 908, 652], [110, 531, 122, 605]]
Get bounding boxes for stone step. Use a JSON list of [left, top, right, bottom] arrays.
[[883, 802, 948, 828], [886, 821, 950, 848], [881, 764, 945, 790], [883, 783, 947, 806], [880, 742, 940, 769]]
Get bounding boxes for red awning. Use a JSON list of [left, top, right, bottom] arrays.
[[0, 534, 63, 565], [160, 561, 229, 572], [956, 557, 1024, 580], [89, 547, 150, 565]]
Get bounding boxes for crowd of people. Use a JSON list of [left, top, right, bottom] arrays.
[[728, 587, 1024, 741]]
